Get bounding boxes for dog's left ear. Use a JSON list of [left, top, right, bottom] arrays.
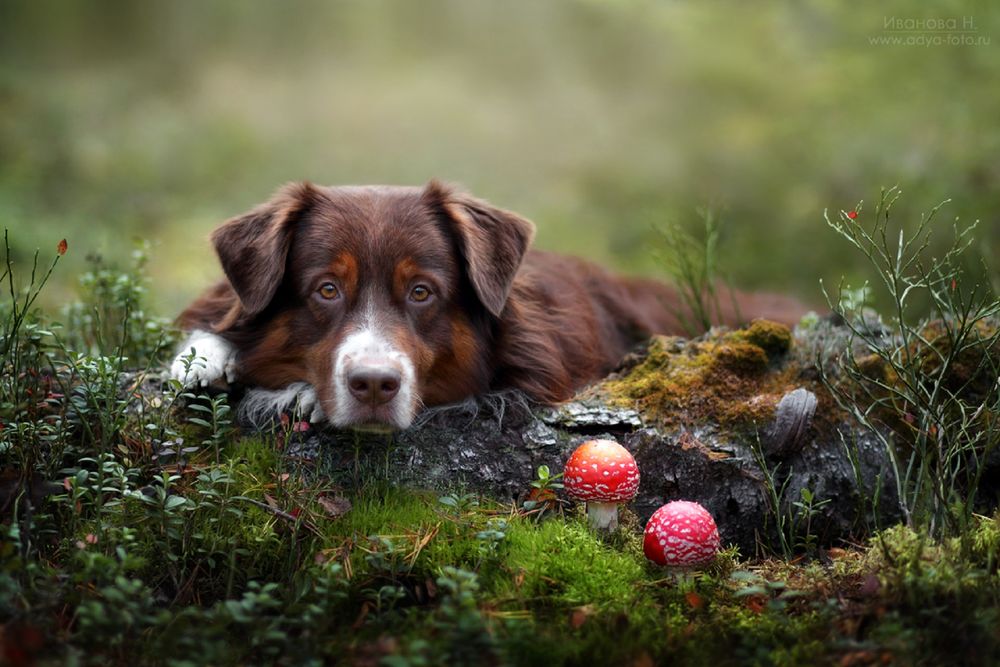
[[423, 181, 536, 317]]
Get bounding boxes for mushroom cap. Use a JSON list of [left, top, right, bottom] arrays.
[[643, 500, 720, 567], [562, 439, 640, 503]]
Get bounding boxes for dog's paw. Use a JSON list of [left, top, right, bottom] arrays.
[[169, 331, 238, 387], [241, 382, 327, 425]]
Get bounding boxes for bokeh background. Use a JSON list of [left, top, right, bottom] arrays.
[[1, 0, 997, 315]]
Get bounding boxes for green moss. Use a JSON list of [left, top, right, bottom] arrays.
[[914, 318, 1000, 400], [736, 318, 793, 358], [712, 341, 769, 375], [599, 323, 809, 431], [494, 517, 646, 609], [854, 353, 889, 382]]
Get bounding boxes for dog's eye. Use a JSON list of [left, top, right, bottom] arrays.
[[317, 282, 340, 300], [409, 285, 432, 303]]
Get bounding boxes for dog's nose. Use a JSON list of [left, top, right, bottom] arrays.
[[347, 367, 401, 406]]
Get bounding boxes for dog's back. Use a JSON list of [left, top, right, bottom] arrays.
[[491, 250, 805, 402]]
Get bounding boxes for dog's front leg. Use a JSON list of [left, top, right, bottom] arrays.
[[169, 330, 238, 387]]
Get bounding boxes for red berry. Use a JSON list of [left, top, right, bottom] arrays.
[[847, 211, 858, 220]]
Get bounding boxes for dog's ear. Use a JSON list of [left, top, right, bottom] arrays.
[[211, 182, 319, 318], [423, 181, 536, 317]]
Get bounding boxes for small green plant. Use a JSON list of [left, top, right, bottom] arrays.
[[748, 433, 829, 559], [183, 390, 234, 463], [438, 492, 480, 515], [59, 242, 175, 365], [790, 487, 831, 554], [730, 569, 806, 612], [521, 464, 564, 519], [1, 232, 66, 475], [653, 207, 740, 336], [821, 188, 1000, 542], [433, 566, 497, 667]]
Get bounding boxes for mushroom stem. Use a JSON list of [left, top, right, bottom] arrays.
[[585, 501, 620, 531]]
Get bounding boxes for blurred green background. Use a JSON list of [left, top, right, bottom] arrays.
[[1, 0, 997, 316]]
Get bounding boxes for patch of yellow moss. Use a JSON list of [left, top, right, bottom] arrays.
[[733, 319, 793, 358], [598, 320, 808, 431], [913, 318, 999, 400], [854, 354, 889, 383], [712, 342, 769, 375]]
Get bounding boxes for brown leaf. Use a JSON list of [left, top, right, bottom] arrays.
[[57, 239, 68, 256], [317, 494, 352, 519], [527, 487, 555, 503], [263, 493, 279, 509], [745, 595, 767, 614], [570, 604, 594, 629], [858, 574, 881, 597], [632, 652, 655, 667]]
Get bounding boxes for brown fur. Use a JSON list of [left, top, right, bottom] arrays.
[[178, 181, 806, 413]]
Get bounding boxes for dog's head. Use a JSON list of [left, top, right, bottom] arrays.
[[211, 181, 535, 430]]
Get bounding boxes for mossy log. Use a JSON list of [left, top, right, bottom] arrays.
[[280, 317, 902, 555]]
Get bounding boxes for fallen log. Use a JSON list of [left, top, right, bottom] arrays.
[[278, 317, 902, 555]]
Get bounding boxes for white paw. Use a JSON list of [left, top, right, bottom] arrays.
[[170, 331, 238, 387], [240, 382, 327, 425]]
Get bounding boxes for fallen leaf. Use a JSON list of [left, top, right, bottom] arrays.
[[745, 595, 767, 614], [570, 604, 594, 629], [527, 487, 555, 503], [317, 494, 352, 519], [632, 652, 655, 667], [685, 590, 705, 610], [858, 574, 881, 597]]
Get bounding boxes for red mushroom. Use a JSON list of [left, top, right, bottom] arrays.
[[563, 439, 640, 531], [643, 500, 720, 567]]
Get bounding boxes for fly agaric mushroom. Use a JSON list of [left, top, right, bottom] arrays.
[[563, 439, 639, 531], [643, 500, 720, 567]]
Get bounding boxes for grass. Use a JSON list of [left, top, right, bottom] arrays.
[[1, 198, 999, 666]]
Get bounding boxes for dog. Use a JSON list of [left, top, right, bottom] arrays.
[[170, 181, 804, 430]]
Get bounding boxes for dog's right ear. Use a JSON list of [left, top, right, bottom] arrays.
[[211, 182, 319, 320]]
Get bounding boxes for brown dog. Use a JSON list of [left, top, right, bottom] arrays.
[[170, 181, 803, 429]]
